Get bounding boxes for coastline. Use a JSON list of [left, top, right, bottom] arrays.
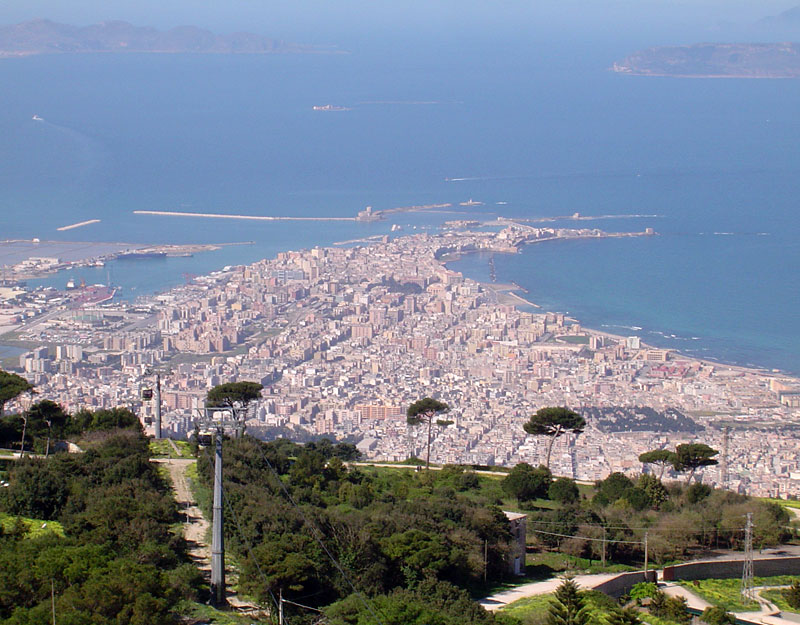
[[449, 250, 786, 379], [3, 226, 793, 379]]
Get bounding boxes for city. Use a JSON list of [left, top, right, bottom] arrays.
[[2, 222, 799, 498]]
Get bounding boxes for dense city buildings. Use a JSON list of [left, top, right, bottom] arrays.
[[2, 224, 799, 497]]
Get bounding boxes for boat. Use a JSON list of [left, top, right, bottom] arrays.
[[312, 104, 350, 111], [32, 114, 43, 121], [117, 251, 167, 260]]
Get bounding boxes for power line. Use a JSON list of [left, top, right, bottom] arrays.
[[529, 528, 645, 546], [524, 518, 746, 534]]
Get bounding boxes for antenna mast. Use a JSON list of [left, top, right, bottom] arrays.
[[721, 426, 730, 488], [741, 512, 754, 602]]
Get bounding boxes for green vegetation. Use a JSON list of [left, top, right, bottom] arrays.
[[0, 512, 65, 538], [700, 606, 736, 625], [177, 601, 258, 624], [499, 593, 554, 622], [206, 381, 263, 411], [499, 586, 625, 625], [523, 407, 586, 469], [547, 577, 590, 625], [637, 444, 719, 484], [760, 497, 800, 510], [678, 577, 780, 612], [196, 436, 519, 623], [0, 370, 34, 417], [406, 397, 452, 470], [525, 469, 790, 567], [762, 585, 800, 613], [149, 438, 194, 459], [0, 422, 201, 623], [555, 335, 590, 344]]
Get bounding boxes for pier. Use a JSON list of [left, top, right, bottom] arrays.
[[134, 210, 356, 222]]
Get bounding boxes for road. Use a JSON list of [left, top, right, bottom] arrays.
[[479, 572, 623, 610]]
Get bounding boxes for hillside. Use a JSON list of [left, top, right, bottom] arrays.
[[613, 42, 800, 78], [0, 19, 321, 57]]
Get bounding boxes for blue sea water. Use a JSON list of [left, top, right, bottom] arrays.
[[0, 37, 798, 373]]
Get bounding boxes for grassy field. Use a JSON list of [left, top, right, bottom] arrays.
[[177, 601, 264, 624], [679, 576, 800, 612], [499, 589, 618, 625], [0, 512, 65, 538], [149, 438, 194, 459], [760, 497, 800, 510], [761, 588, 798, 613], [499, 593, 554, 623], [526, 552, 635, 575]]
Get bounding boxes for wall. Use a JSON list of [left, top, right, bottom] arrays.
[[592, 571, 648, 598], [663, 557, 800, 582]]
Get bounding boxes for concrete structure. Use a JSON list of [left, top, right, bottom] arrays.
[[504, 511, 527, 576]]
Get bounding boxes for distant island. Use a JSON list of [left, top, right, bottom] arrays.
[[0, 19, 331, 58], [613, 42, 800, 78]]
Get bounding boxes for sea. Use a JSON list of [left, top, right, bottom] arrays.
[[0, 34, 798, 375]]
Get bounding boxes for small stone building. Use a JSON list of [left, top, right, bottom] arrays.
[[504, 511, 527, 576]]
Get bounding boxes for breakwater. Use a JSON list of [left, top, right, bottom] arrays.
[[57, 219, 101, 231], [134, 210, 356, 222]]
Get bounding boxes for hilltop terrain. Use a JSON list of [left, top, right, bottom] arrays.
[[613, 42, 800, 78], [0, 19, 322, 57]]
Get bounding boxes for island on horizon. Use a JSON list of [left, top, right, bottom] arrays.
[[0, 19, 336, 58], [613, 42, 800, 78]]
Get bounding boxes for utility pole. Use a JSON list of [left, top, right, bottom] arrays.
[[279, 588, 284, 625], [643, 532, 649, 577], [202, 404, 241, 607], [484, 540, 488, 583], [601, 527, 607, 568], [210, 423, 225, 606], [143, 369, 166, 439], [154, 372, 162, 439], [721, 426, 730, 488], [742, 512, 754, 602]]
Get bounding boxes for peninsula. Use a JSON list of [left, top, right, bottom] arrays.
[[2, 224, 799, 500], [613, 42, 800, 78], [0, 19, 325, 58]]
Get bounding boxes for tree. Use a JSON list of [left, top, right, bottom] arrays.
[[524, 407, 586, 469], [638, 449, 677, 480], [406, 398, 451, 470], [637, 474, 669, 510], [687, 483, 712, 504], [549, 477, 580, 505], [783, 580, 800, 609], [547, 577, 590, 625], [594, 472, 634, 506], [206, 381, 263, 436], [700, 606, 736, 625], [26, 400, 69, 457], [503, 463, 551, 502], [606, 607, 642, 625], [206, 381, 263, 411], [673, 443, 719, 484], [0, 370, 33, 417]]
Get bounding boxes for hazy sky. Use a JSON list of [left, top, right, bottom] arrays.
[[1, 1, 799, 48]]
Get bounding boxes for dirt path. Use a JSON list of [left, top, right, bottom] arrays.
[[155, 458, 264, 615], [156, 459, 210, 571]]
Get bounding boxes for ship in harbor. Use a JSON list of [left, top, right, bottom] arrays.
[[116, 250, 167, 260], [312, 104, 351, 111], [68, 284, 117, 307]]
